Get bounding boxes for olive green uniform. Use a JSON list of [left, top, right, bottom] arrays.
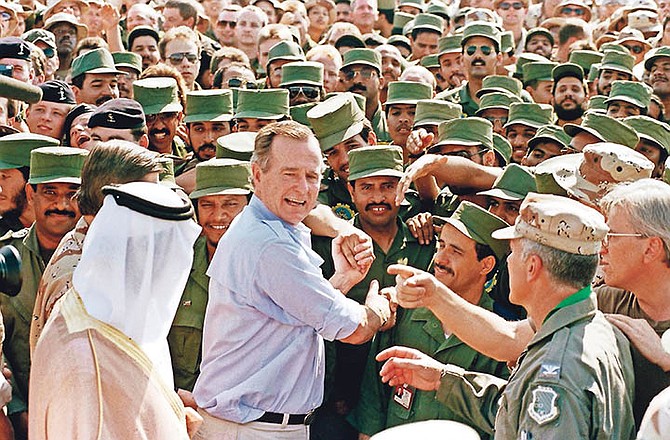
[[370, 104, 391, 143], [436, 82, 479, 116], [435, 288, 635, 439], [168, 236, 209, 392], [0, 226, 47, 415], [348, 291, 509, 439]]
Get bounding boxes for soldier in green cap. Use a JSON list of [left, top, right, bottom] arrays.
[[133, 77, 190, 159], [311, 145, 435, 439], [475, 92, 522, 136], [605, 80, 652, 119], [564, 110, 639, 152], [384, 81, 432, 156], [522, 124, 571, 166], [503, 102, 554, 163], [522, 61, 557, 104], [112, 51, 142, 100], [596, 50, 635, 96], [234, 88, 290, 132], [436, 35, 466, 91], [0, 146, 87, 435], [0, 133, 60, 237], [625, 115, 670, 178], [348, 201, 509, 439], [280, 61, 325, 106], [552, 63, 588, 126], [407, 13, 443, 62], [265, 40, 305, 89], [413, 99, 462, 137], [340, 48, 391, 142], [436, 21, 502, 116], [477, 163, 536, 226], [646, 46, 670, 119], [169, 158, 252, 392], [70, 47, 124, 106]]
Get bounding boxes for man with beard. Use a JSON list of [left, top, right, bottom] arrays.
[[133, 77, 189, 159], [605, 81, 652, 119], [384, 81, 432, 162], [26, 80, 76, 141], [504, 102, 554, 163], [70, 48, 123, 106], [552, 63, 588, 126], [437, 22, 502, 117], [1, 146, 87, 439], [376, 44, 403, 104], [128, 26, 161, 72], [595, 50, 635, 96], [170, 159, 251, 392], [645, 47, 670, 120], [0, 134, 60, 237], [340, 48, 390, 142], [436, 35, 466, 92], [87, 98, 149, 147], [524, 27, 553, 59], [43, 12, 87, 81], [176, 90, 234, 193], [311, 145, 435, 439], [522, 62, 556, 105], [112, 52, 142, 100]]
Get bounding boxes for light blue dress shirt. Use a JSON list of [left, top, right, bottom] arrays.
[[193, 196, 363, 423]]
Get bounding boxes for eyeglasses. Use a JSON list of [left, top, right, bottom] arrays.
[[341, 67, 377, 81], [560, 6, 586, 15], [498, 2, 524, 10], [0, 12, 10, 22], [465, 45, 493, 56], [227, 77, 258, 89], [482, 115, 508, 125], [623, 45, 646, 54], [288, 86, 320, 100], [146, 112, 179, 124], [602, 232, 645, 247], [218, 20, 236, 28], [167, 52, 199, 64]]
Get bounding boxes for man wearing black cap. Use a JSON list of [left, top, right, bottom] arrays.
[[128, 26, 161, 71], [0, 37, 34, 83], [524, 28, 553, 59], [552, 63, 587, 126], [25, 80, 76, 140], [87, 98, 149, 148]]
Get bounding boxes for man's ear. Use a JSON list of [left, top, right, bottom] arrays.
[[25, 182, 34, 204], [480, 254, 497, 277]]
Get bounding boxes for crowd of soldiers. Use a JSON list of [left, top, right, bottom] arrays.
[[0, 0, 668, 438]]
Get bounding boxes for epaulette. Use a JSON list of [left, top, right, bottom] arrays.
[[0, 228, 28, 242]]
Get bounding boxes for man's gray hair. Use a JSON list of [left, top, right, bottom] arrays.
[[251, 120, 319, 172], [519, 238, 599, 289]]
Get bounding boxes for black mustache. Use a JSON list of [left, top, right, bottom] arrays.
[[434, 262, 454, 276], [349, 84, 367, 93], [45, 209, 76, 218], [199, 143, 216, 151], [365, 203, 391, 211], [95, 95, 113, 106]]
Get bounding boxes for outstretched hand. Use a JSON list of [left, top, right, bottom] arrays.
[[376, 346, 445, 391]]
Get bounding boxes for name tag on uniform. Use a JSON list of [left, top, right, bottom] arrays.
[[393, 384, 415, 410]]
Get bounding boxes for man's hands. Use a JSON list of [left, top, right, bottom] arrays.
[[395, 154, 446, 205], [331, 230, 375, 293], [376, 346, 446, 391], [387, 264, 442, 310], [364, 280, 392, 331], [606, 314, 670, 372], [406, 212, 434, 245], [405, 128, 435, 157]]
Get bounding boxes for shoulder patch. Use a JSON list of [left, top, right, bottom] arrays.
[[332, 203, 355, 220], [538, 362, 561, 380], [527, 385, 559, 425]]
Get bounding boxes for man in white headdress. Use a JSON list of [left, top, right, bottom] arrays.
[[28, 181, 202, 439]]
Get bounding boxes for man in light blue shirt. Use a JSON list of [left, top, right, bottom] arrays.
[[192, 121, 393, 440]]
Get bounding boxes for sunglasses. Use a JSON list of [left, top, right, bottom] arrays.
[[42, 47, 56, 58], [167, 52, 199, 64], [465, 45, 493, 56], [482, 115, 508, 125], [623, 45, 646, 54], [146, 112, 179, 124], [341, 67, 377, 81], [227, 77, 258, 89], [0, 12, 10, 21], [560, 6, 586, 15], [498, 1, 524, 10], [288, 86, 320, 99], [218, 20, 236, 28]]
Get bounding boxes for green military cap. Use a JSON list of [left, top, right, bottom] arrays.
[[190, 158, 253, 199], [436, 201, 510, 259], [552, 62, 584, 83], [568, 50, 603, 74], [522, 62, 557, 84], [0, 133, 60, 169], [71, 47, 124, 79], [587, 95, 607, 111], [347, 145, 404, 181], [112, 51, 142, 75], [280, 61, 323, 87], [475, 92, 522, 115], [599, 50, 635, 75], [426, 1, 450, 19], [133, 77, 183, 116], [399, 0, 425, 11], [290, 102, 318, 128], [492, 133, 512, 165], [437, 35, 462, 57], [388, 35, 412, 53], [384, 81, 433, 107], [342, 48, 382, 71], [308, 93, 366, 151], [587, 63, 601, 82], [414, 99, 462, 127], [410, 13, 443, 34], [500, 31, 515, 55], [155, 156, 177, 187], [324, 91, 367, 111], [526, 27, 554, 46], [625, 115, 670, 154], [478, 163, 536, 201], [402, 19, 416, 36], [216, 132, 256, 161], [234, 89, 289, 119], [476, 75, 522, 98], [504, 103, 554, 130], [28, 146, 88, 185], [392, 11, 415, 34], [605, 80, 652, 109], [461, 21, 501, 51], [564, 111, 639, 148], [184, 89, 233, 123], [267, 40, 305, 64], [528, 124, 571, 151], [506, 52, 550, 79], [492, 192, 608, 255], [420, 54, 439, 69], [600, 43, 630, 55], [432, 117, 494, 150], [378, 0, 395, 10], [644, 46, 670, 71]]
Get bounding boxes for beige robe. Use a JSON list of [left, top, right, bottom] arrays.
[[29, 289, 189, 440]]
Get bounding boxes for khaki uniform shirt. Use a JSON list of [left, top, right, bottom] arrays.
[[436, 291, 636, 439], [168, 236, 209, 392]]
